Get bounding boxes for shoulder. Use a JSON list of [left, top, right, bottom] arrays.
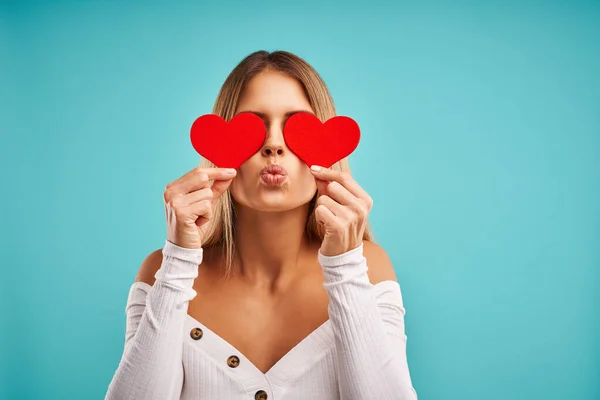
[[362, 240, 398, 285], [134, 249, 164, 286]]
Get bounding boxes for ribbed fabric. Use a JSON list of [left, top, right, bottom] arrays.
[[105, 240, 418, 400], [319, 244, 418, 400]]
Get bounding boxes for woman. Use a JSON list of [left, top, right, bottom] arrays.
[[105, 50, 418, 400]]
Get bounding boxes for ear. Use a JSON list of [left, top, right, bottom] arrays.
[[362, 240, 398, 285]]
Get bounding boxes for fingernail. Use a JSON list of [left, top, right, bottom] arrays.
[[225, 168, 236, 174], [311, 165, 321, 172]]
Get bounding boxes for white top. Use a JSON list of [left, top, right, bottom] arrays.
[[105, 239, 418, 400]]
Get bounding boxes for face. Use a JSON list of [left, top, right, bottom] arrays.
[[229, 68, 318, 212]]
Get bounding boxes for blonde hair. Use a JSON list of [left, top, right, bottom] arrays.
[[198, 50, 375, 277]]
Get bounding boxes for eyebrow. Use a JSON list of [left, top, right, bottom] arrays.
[[237, 110, 314, 118]]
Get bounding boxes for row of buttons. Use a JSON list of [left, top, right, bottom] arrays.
[[190, 327, 269, 400]]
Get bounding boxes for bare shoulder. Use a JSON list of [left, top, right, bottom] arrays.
[[362, 240, 398, 285], [134, 248, 164, 286]]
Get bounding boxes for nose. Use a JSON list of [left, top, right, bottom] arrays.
[[261, 143, 284, 157], [260, 125, 287, 158]]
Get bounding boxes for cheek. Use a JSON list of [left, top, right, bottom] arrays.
[[299, 168, 317, 191], [229, 171, 248, 197], [228, 163, 257, 201]]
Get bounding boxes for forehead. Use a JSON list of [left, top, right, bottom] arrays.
[[236, 69, 313, 114]]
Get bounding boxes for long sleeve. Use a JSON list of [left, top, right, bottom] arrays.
[[105, 240, 203, 400], [319, 243, 418, 400]]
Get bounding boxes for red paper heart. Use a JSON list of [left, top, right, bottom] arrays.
[[190, 112, 266, 169], [283, 112, 360, 168]]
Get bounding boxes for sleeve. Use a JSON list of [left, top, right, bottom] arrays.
[[318, 243, 418, 400], [105, 240, 203, 400]]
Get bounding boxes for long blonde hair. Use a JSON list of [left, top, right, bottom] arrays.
[[198, 50, 375, 277]]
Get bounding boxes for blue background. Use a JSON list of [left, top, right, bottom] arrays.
[[1, 0, 599, 399]]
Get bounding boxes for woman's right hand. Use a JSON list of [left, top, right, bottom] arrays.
[[163, 167, 237, 249]]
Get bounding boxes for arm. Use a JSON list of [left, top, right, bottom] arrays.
[[105, 240, 203, 400], [319, 243, 418, 400]]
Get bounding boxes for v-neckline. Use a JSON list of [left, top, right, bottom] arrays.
[[183, 312, 334, 383], [132, 278, 399, 389]]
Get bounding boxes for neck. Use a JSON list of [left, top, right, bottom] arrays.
[[232, 202, 316, 292]]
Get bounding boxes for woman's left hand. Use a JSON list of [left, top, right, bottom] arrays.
[[310, 165, 374, 257]]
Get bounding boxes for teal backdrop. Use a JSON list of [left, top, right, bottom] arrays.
[[2, 0, 599, 399]]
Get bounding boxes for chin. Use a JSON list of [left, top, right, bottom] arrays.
[[255, 205, 294, 212], [239, 194, 310, 213], [252, 197, 297, 212], [231, 185, 316, 212]]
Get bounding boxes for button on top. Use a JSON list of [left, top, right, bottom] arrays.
[[227, 355, 240, 368], [255, 390, 268, 400], [190, 327, 203, 340]]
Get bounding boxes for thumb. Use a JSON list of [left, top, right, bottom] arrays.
[[210, 177, 234, 200]]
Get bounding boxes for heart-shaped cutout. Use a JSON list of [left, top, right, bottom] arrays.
[[283, 112, 360, 168], [190, 112, 266, 169]]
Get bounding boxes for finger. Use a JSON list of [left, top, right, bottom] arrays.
[[169, 167, 237, 195], [210, 177, 235, 200], [309, 166, 369, 201], [170, 178, 234, 209], [314, 204, 337, 227], [323, 180, 360, 208], [188, 166, 237, 180], [168, 187, 213, 206], [175, 167, 236, 187], [316, 194, 350, 219], [187, 200, 213, 224]]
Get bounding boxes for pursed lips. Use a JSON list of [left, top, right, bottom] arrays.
[[260, 165, 287, 185]]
